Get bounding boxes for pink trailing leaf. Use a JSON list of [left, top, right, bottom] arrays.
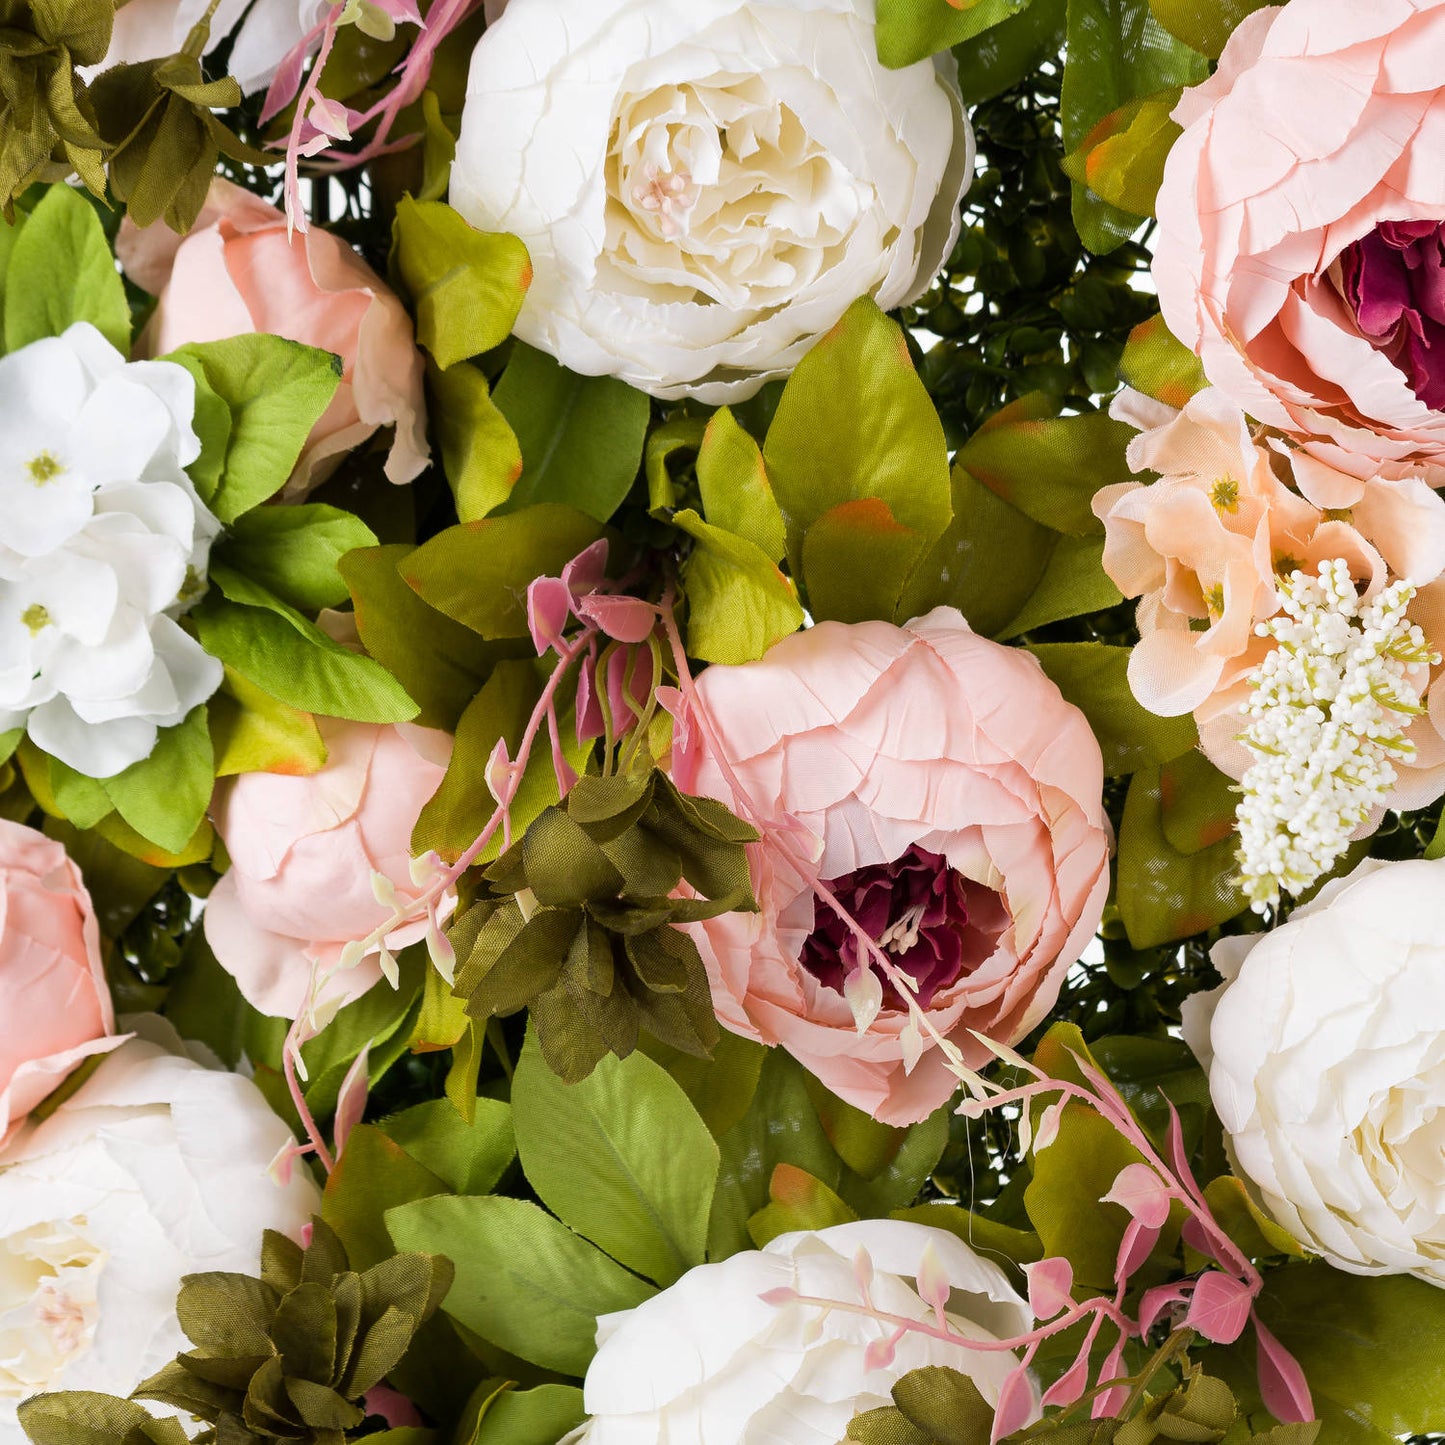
[[853, 1244, 876, 1303], [362, 1385, 423, 1428], [843, 963, 884, 1033], [371, 0, 423, 25], [1034, 1099, 1065, 1151], [546, 703, 579, 793], [863, 1329, 903, 1373], [1091, 1332, 1131, 1419], [577, 593, 659, 644], [332, 1044, 371, 1156], [1163, 1097, 1208, 1206], [1024, 1256, 1074, 1320], [1185, 1270, 1255, 1345], [1180, 1214, 1223, 1265], [1115, 1217, 1161, 1284], [484, 736, 513, 804], [1253, 1313, 1315, 1424], [915, 1239, 951, 1327], [1102, 1162, 1173, 1229], [1138, 1281, 1190, 1335], [576, 649, 605, 744], [990, 1361, 1037, 1445], [299, 1220, 315, 1248], [605, 644, 654, 733], [562, 539, 610, 596], [1040, 1316, 1100, 1411], [259, 14, 329, 125], [760, 1286, 799, 1307], [528, 575, 573, 656]]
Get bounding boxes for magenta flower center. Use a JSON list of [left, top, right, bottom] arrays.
[[800, 845, 1007, 1010], [1339, 219, 1445, 410]]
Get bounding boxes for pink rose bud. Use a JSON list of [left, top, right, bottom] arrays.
[[116, 178, 429, 499], [0, 820, 118, 1145], [203, 720, 453, 1018]]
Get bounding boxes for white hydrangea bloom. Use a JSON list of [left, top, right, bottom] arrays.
[[0, 323, 223, 779], [1236, 558, 1438, 911]]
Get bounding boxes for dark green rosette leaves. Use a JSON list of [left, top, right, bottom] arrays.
[[89, 47, 266, 233], [129, 1219, 452, 1445], [845, 1364, 1322, 1445], [450, 768, 758, 1082], [0, 0, 109, 209]]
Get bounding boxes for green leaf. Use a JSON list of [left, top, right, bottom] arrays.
[[166, 336, 342, 522], [381, 1098, 516, 1197], [638, 1030, 767, 1139], [997, 533, 1122, 639], [472, 1386, 585, 1445], [955, 0, 1067, 103], [1027, 643, 1197, 775], [1211, 1266, 1445, 1443], [18, 1391, 182, 1445], [645, 416, 707, 511], [695, 408, 785, 562], [45, 754, 113, 829], [1117, 764, 1248, 948], [890, 1203, 1043, 1267], [341, 544, 513, 732], [192, 595, 419, 724], [1061, 87, 1182, 219], [899, 465, 1058, 638], [1201, 1176, 1305, 1264], [209, 666, 327, 778], [401, 506, 606, 639], [324, 1123, 449, 1272], [875, 0, 1032, 67], [512, 1031, 720, 1287], [748, 1163, 858, 1247], [803, 498, 937, 625], [953, 396, 1131, 537], [1159, 749, 1238, 855], [428, 358, 523, 521], [96, 704, 212, 854], [1119, 312, 1207, 409], [217, 505, 379, 613], [493, 343, 650, 523], [1060, 0, 1208, 253], [1146, 0, 1270, 58], [414, 660, 584, 863], [386, 1195, 656, 1376], [392, 197, 532, 369], [673, 508, 804, 664], [3, 186, 128, 354], [708, 1049, 845, 1259], [765, 300, 951, 617]]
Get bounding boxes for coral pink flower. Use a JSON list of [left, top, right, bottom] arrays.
[[0, 820, 117, 1145], [1154, 0, 1445, 482], [1096, 386, 1445, 804], [117, 179, 428, 498], [670, 607, 1111, 1125], [203, 720, 452, 1018]]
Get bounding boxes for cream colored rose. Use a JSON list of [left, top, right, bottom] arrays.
[[449, 0, 974, 403]]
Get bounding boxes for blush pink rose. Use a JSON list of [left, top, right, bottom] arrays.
[[1154, 1, 1445, 483], [0, 820, 117, 1145], [670, 606, 1111, 1125], [203, 719, 452, 1018], [1095, 386, 1445, 805], [116, 179, 428, 499]]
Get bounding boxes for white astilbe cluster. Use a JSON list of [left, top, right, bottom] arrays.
[[1237, 559, 1438, 912]]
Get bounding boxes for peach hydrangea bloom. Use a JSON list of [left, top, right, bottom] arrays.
[[1095, 386, 1445, 804]]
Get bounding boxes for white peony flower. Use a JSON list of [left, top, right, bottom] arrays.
[[0, 1020, 320, 1437], [1183, 856, 1445, 1285], [450, 0, 975, 403], [0, 323, 223, 779], [565, 1219, 1034, 1444]]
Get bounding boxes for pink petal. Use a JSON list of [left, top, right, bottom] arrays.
[[1186, 1271, 1255, 1345]]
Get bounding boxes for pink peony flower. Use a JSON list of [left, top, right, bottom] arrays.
[[1154, 0, 1445, 483], [1095, 386, 1445, 805], [203, 719, 452, 1018], [670, 606, 1111, 1126], [116, 179, 428, 499], [0, 820, 118, 1145]]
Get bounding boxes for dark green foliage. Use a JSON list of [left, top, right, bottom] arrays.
[[450, 768, 757, 1081]]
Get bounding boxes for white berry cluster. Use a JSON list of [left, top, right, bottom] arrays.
[[1236, 559, 1438, 912], [0, 324, 222, 778]]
